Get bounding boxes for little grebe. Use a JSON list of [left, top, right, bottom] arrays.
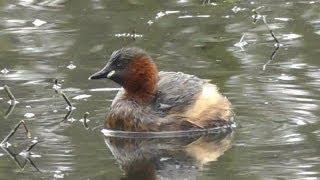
[[89, 47, 233, 131]]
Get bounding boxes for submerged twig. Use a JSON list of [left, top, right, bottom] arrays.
[[4, 85, 16, 103], [262, 16, 281, 71], [61, 92, 73, 110], [1, 120, 31, 145]]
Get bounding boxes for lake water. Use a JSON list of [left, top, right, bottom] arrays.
[[0, 0, 319, 179]]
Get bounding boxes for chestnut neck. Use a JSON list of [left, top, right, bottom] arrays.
[[123, 56, 158, 104]]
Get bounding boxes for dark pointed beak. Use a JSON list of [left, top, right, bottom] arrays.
[[88, 65, 113, 80]]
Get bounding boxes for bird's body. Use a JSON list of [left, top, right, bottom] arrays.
[[89, 47, 233, 132]]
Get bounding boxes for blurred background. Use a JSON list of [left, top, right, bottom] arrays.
[[0, 0, 319, 179]]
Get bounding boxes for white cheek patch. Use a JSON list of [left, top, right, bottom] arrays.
[[107, 70, 115, 78]]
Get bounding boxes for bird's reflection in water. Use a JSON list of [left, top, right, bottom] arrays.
[[104, 131, 233, 180]]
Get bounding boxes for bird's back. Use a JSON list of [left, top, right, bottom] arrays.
[[106, 71, 233, 131]]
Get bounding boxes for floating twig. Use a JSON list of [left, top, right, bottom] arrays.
[[3, 85, 17, 104], [0, 146, 24, 169], [19, 141, 42, 172], [131, 29, 136, 41], [252, 6, 264, 24], [262, 45, 280, 71], [262, 16, 281, 71], [4, 104, 15, 119], [24, 157, 41, 172], [234, 33, 248, 51], [61, 109, 73, 122], [61, 92, 73, 110], [53, 78, 61, 92], [82, 112, 90, 129], [262, 16, 280, 46], [26, 140, 41, 152], [1, 120, 31, 145]]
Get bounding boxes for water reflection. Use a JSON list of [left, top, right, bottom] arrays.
[[104, 132, 232, 180]]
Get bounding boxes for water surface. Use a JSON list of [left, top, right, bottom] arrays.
[[0, 0, 319, 179]]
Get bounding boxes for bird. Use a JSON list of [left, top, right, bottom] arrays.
[[89, 47, 233, 131]]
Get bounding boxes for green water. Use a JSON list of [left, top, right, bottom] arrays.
[[0, 0, 319, 179]]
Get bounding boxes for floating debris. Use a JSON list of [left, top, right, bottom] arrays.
[[24, 113, 35, 118], [32, 19, 47, 27], [262, 16, 280, 45], [234, 33, 248, 51], [1, 68, 9, 74], [251, 6, 264, 23], [72, 94, 91, 100], [4, 103, 16, 119], [4, 85, 19, 105], [63, 109, 73, 122], [0, 120, 31, 146], [1, 142, 12, 148], [79, 112, 90, 129], [61, 92, 75, 111], [66, 62, 76, 70], [19, 140, 41, 158], [262, 16, 281, 71], [53, 79, 62, 91]]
